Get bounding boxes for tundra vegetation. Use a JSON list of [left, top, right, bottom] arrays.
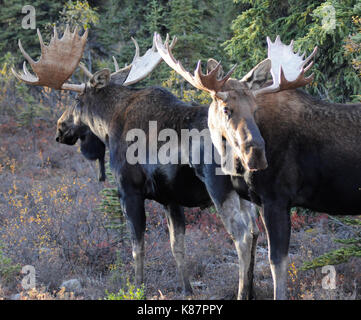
[[0, 0, 360, 300]]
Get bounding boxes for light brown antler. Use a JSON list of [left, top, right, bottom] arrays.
[[154, 33, 236, 93], [12, 25, 87, 92], [79, 62, 93, 78], [253, 35, 317, 96]]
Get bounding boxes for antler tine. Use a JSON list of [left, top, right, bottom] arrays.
[[130, 37, 140, 64], [155, 33, 234, 93], [195, 60, 237, 92], [12, 26, 88, 92], [165, 33, 177, 51], [79, 62, 93, 78], [63, 24, 71, 39], [155, 33, 200, 88], [278, 64, 314, 91], [37, 28, 45, 52], [110, 37, 142, 77], [112, 56, 120, 72], [254, 35, 317, 96], [302, 46, 318, 68], [53, 25, 58, 41], [121, 33, 176, 86], [18, 39, 36, 67]]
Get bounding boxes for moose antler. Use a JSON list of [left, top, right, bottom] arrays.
[[253, 35, 317, 96], [111, 34, 177, 86], [12, 25, 88, 92], [154, 33, 236, 93]]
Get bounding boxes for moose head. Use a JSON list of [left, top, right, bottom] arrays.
[[12, 26, 176, 145], [155, 33, 317, 174]]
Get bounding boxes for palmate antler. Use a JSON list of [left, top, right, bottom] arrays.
[[12, 25, 87, 92], [154, 33, 236, 94], [120, 35, 177, 85], [253, 35, 318, 96], [13, 27, 173, 92]]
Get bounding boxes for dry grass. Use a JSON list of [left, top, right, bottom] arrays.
[[0, 115, 359, 300]]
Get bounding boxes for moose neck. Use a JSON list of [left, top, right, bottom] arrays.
[[82, 84, 137, 144], [255, 89, 361, 145], [81, 85, 210, 147]]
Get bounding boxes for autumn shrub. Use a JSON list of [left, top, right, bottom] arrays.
[[301, 217, 361, 271], [18, 286, 79, 300], [104, 279, 145, 300], [0, 120, 121, 294]]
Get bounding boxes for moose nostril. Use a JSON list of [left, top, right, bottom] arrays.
[[55, 136, 60, 142]]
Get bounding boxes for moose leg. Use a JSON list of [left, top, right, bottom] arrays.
[[219, 192, 258, 299], [246, 204, 260, 299], [194, 163, 256, 299], [97, 157, 106, 182], [165, 203, 193, 295], [119, 190, 146, 287], [207, 186, 257, 299], [259, 202, 290, 300]]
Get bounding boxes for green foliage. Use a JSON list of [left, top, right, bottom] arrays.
[[98, 159, 128, 235], [0, 0, 63, 65], [94, 0, 238, 101], [104, 279, 145, 300], [146, 0, 165, 34], [1, 0, 359, 104], [344, 15, 361, 101], [106, 250, 128, 289], [301, 217, 361, 270], [0, 52, 42, 123], [224, 0, 361, 102], [162, 70, 212, 105], [59, 0, 99, 30], [0, 243, 21, 285]]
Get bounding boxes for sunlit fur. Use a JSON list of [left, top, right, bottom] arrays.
[[208, 79, 267, 174]]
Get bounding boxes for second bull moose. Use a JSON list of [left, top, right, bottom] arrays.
[[155, 33, 361, 299]]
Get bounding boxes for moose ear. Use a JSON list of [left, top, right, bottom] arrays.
[[89, 69, 111, 89], [111, 65, 132, 86], [241, 58, 271, 90], [207, 58, 224, 79], [215, 91, 229, 102]]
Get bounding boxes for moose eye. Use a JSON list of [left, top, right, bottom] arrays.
[[223, 107, 232, 117]]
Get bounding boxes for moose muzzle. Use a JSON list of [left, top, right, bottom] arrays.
[[55, 128, 79, 145], [236, 119, 268, 171]]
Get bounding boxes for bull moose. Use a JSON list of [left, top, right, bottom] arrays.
[[13, 26, 261, 299], [155, 33, 361, 299]]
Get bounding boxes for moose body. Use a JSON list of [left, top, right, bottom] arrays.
[[238, 88, 361, 299]]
